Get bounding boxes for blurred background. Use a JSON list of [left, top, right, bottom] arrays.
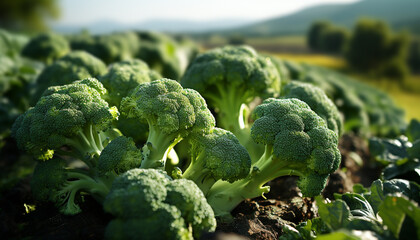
[[1, 0, 419, 120]]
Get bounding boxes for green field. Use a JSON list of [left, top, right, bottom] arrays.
[[272, 53, 420, 121]]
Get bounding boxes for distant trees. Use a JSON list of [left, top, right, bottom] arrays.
[[408, 40, 420, 73], [346, 19, 410, 80], [307, 21, 350, 54], [307, 19, 411, 80], [0, 0, 59, 32]]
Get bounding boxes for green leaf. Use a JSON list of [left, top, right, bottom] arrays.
[[378, 195, 420, 239], [316, 196, 351, 231], [316, 231, 360, 240], [369, 137, 410, 165]]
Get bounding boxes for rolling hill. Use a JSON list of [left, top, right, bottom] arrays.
[[219, 0, 420, 36]]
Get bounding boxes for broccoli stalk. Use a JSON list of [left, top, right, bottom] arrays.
[[140, 123, 183, 169], [120, 79, 215, 170], [181, 128, 251, 195], [181, 45, 281, 162], [31, 158, 113, 215], [206, 98, 341, 217]]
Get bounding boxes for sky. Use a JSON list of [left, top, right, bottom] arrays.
[[57, 0, 360, 25]]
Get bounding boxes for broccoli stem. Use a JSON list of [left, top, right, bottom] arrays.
[[206, 84, 248, 136], [56, 171, 112, 215], [141, 123, 182, 169], [63, 125, 105, 161], [181, 155, 216, 195], [206, 145, 304, 216]]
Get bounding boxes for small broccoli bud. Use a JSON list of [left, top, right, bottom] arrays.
[[98, 136, 142, 175], [103, 168, 216, 239], [182, 128, 251, 195], [120, 78, 215, 169]]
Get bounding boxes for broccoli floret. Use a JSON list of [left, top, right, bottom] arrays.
[[21, 32, 70, 64], [206, 98, 341, 217], [181, 128, 251, 195], [100, 59, 161, 107], [31, 158, 111, 215], [120, 79, 215, 169], [97, 136, 142, 175], [32, 51, 107, 103], [103, 168, 216, 240], [281, 81, 343, 136], [12, 78, 120, 163]]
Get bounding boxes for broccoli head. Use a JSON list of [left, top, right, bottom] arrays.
[[32, 51, 107, 103], [281, 81, 343, 136], [120, 78, 215, 169], [182, 128, 251, 195], [103, 168, 216, 240], [181, 45, 280, 136], [12, 78, 119, 162], [21, 32, 70, 64], [100, 59, 161, 107], [206, 98, 341, 217], [97, 136, 142, 175]]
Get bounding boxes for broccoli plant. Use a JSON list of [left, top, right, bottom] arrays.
[[21, 32, 70, 64], [31, 51, 107, 104], [181, 45, 280, 142], [120, 78, 215, 169], [206, 98, 341, 217], [12, 78, 120, 162], [103, 168, 216, 240], [181, 128, 251, 195], [30, 135, 141, 215]]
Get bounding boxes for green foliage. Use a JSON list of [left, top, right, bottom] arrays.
[[21, 32, 70, 64], [32, 51, 107, 103], [0, 0, 59, 32], [307, 21, 350, 54], [103, 168, 216, 240], [307, 21, 331, 51], [369, 134, 420, 182], [318, 26, 350, 54], [408, 39, 420, 73], [0, 28, 29, 57], [345, 19, 410, 80], [282, 179, 420, 239]]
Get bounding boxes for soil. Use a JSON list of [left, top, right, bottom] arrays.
[[0, 133, 381, 240]]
